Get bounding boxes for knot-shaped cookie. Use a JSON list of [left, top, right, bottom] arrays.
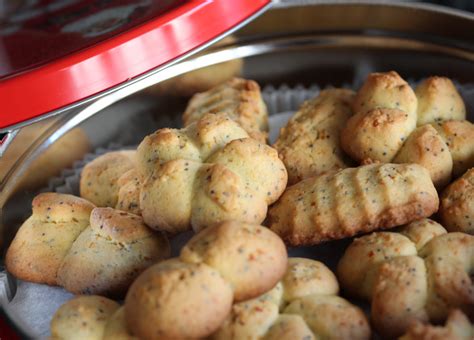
[[268, 163, 438, 245], [440, 168, 474, 234], [80, 150, 136, 208], [340, 72, 471, 188], [137, 112, 287, 233], [400, 309, 473, 340], [213, 257, 370, 340], [274, 88, 355, 184], [338, 218, 474, 338], [183, 77, 269, 143], [124, 221, 288, 339], [6, 193, 169, 297]]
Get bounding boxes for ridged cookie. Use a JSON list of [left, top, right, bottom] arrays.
[[274, 88, 355, 184], [394, 124, 452, 188], [415, 76, 466, 125], [183, 78, 268, 142], [124, 221, 287, 339], [440, 168, 474, 234], [137, 113, 287, 233], [268, 163, 439, 246]]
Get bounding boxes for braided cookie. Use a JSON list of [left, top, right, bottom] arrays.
[[137, 112, 287, 234], [440, 168, 474, 234], [274, 88, 355, 184], [213, 257, 370, 340], [400, 309, 473, 340], [268, 163, 438, 246], [124, 221, 287, 339], [6, 193, 169, 296], [341, 71, 418, 163], [50, 296, 137, 340], [338, 219, 474, 337], [80, 150, 136, 208], [183, 78, 268, 142], [415, 76, 466, 126]]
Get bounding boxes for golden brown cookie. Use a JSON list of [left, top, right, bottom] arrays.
[[415, 76, 466, 125], [440, 168, 474, 234], [432, 120, 474, 177], [57, 207, 170, 297], [394, 124, 452, 188], [342, 107, 417, 163], [116, 169, 141, 215], [183, 78, 268, 142], [80, 151, 136, 207], [50, 295, 119, 340], [6, 193, 95, 285], [213, 258, 370, 340], [124, 221, 288, 339], [103, 307, 139, 340], [125, 259, 234, 340], [181, 221, 287, 301], [342, 71, 417, 163], [137, 113, 287, 233], [274, 88, 355, 184], [6, 194, 169, 296], [352, 71, 418, 117], [398, 218, 447, 250], [268, 163, 439, 246], [399, 309, 473, 340], [338, 222, 473, 338]]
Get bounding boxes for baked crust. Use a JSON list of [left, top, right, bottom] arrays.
[[440, 168, 474, 234], [431, 120, 474, 177], [342, 71, 417, 163], [124, 221, 288, 339], [415, 76, 466, 125], [80, 151, 136, 208], [268, 163, 439, 246], [57, 207, 170, 297], [338, 222, 474, 337], [213, 258, 370, 340], [394, 124, 453, 188], [137, 113, 287, 233], [50, 295, 119, 340], [181, 221, 288, 301], [274, 88, 355, 184], [400, 309, 474, 340], [6, 193, 170, 296], [5, 193, 95, 285], [183, 78, 268, 142]]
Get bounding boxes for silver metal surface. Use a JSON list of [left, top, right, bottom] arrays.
[[1, 1, 474, 337], [0, 130, 18, 157]]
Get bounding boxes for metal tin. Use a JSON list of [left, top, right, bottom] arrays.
[[1, 1, 473, 337]]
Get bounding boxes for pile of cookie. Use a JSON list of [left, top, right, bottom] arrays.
[[6, 74, 473, 339]]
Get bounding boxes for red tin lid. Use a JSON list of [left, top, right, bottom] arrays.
[[0, 0, 270, 130]]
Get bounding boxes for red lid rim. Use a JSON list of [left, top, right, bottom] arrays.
[[0, 0, 271, 131]]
